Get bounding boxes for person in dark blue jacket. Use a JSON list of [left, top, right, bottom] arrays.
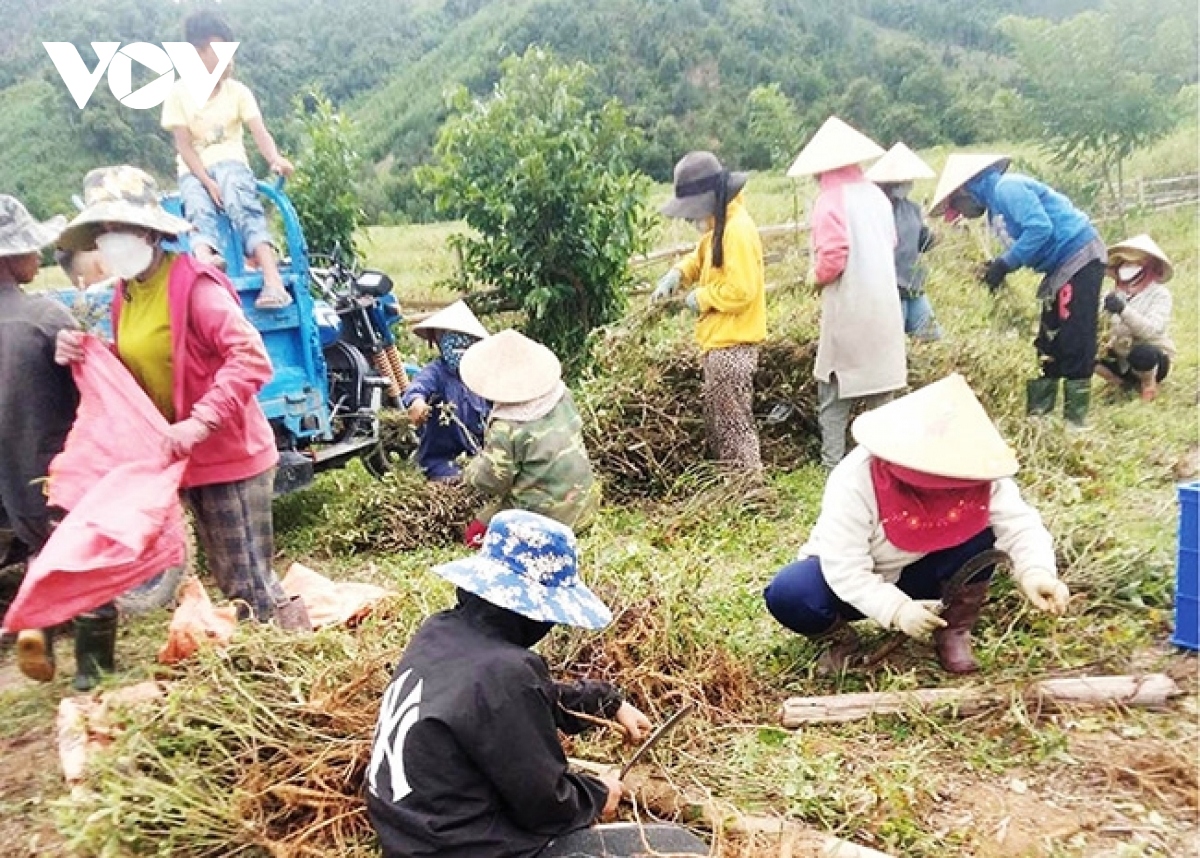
[[403, 301, 491, 480], [931, 154, 1106, 428]]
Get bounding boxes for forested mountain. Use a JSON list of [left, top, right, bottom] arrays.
[[0, 0, 1190, 221]]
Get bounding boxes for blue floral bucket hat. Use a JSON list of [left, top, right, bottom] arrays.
[[433, 510, 612, 630]]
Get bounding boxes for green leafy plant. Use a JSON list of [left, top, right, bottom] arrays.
[[417, 48, 652, 373], [287, 91, 366, 259]]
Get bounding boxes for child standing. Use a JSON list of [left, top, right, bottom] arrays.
[[161, 11, 295, 309]]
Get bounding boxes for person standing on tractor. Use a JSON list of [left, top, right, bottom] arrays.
[[402, 301, 491, 481], [865, 142, 942, 341], [1094, 234, 1176, 403], [931, 154, 1106, 429], [53, 166, 306, 631], [0, 195, 118, 691], [652, 151, 766, 476], [457, 330, 599, 545], [787, 117, 908, 470], [162, 10, 295, 310], [764, 375, 1069, 676]]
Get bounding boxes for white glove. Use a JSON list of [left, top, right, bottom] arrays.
[[894, 600, 948, 639], [651, 268, 682, 303], [1018, 570, 1070, 615]]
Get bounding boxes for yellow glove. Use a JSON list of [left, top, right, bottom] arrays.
[[1019, 570, 1070, 615], [894, 600, 948, 639]]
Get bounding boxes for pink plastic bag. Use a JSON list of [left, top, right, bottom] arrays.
[[2, 337, 187, 632]]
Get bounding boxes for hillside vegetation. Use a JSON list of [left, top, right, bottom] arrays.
[[5, 0, 1193, 221]]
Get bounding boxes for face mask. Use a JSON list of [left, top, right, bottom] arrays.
[[438, 331, 477, 373], [1117, 264, 1144, 283], [951, 193, 986, 219], [96, 231, 155, 281], [690, 218, 712, 234], [885, 182, 913, 199]]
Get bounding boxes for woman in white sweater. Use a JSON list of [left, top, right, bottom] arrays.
[[764, 375, 1070, 675], [1095, 234, 1175, 403]]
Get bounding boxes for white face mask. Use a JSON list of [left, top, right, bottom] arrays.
[[690, 218, 711, 234], [96, 231, 155, 281], [1117, 264, 1144, 283]]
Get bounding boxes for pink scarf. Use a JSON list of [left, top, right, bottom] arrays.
[[869, 458, 991, 553]]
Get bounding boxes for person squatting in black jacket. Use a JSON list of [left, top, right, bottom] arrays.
[[367, 509, 688, 858]]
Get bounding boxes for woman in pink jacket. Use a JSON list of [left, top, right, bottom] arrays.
[[53, 167, 300, 651], [787, 118, 908, 470]]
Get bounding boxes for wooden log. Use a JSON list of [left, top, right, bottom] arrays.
[[780, 673, 1181, 729]]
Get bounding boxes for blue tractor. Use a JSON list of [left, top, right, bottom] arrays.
[[54, 179, 411, 495]]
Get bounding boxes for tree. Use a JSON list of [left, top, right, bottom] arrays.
[[1001, 9, 1184, 207], [417, 48, 652, 374], [737, 84, 799, 170], [287, 92, 366, 259]]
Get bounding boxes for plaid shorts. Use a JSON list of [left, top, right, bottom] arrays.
[[182, 469, 284, 621]]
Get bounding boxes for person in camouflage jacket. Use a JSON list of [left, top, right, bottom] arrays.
[[459, 330, 599, 538]]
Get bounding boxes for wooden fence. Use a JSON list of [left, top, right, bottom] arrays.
[[1097, 173, 1199, 218]]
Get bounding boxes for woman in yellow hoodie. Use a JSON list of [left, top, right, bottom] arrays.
[[653, 152, 767, 473]]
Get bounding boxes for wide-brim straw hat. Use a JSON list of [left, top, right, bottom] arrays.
[[865, 142, 936, 184], [460, 328, 562, 404], [786, 116, 885, 178], [660, 151, 749, 220], [1107, 234, 1173, 282], [433, 509, 611, 629], [412, 299, 490, 342], [929, 153, 1010, 216], [0, 195, 65, 257], [59, 166, 194, 252], [851, 373, 1019, 481]]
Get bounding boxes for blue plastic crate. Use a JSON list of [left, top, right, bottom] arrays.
[[1174, 483, 1199, 650], [1172, 596, 1198, 651]]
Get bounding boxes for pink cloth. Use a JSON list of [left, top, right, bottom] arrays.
[[111, 254, 278, 489], [2, 338, 188, 633]]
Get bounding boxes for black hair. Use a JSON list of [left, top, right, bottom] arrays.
[[184, 11, 234, 46]]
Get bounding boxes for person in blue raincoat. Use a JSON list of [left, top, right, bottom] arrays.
[[403, 301, 491, 481], [930, 154, 1105, 428]]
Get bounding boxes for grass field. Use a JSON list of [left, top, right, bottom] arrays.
[[3, 135, 1197, 857]]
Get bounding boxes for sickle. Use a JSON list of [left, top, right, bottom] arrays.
[[619, 701, 696, 780]]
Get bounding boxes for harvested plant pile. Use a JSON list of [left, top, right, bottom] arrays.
[[60, 607, 418, 858], [578, 312, 821, 500], [273, 462, 481, 556]]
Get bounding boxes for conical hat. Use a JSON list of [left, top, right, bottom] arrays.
[[786, 116, 885, 178], [851, 374, 1018, 480], [929, 153, 1010, 216], [460, 329, 562, 404], [412, 300, 490, 342], [1107, 234, 1173, 282], [865, 142, 935, 184]]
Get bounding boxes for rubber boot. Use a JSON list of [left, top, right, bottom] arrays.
[[933, 581, 989, 674], [1062, 379, 1092, 429], [811, 618, 861, 675], [274, 595, 313, 632], [16, 628, 55, 682], [1025, 377, 1059, 417], [73, 614, 118, 692]]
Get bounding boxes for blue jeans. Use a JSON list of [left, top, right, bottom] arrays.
[[764, 528, 997, 636], [901, 293, 942, 341], [179, 160, 272, 257]]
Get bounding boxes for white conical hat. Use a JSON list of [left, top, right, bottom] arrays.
[[929, 153, 1010, 216], [851, 374, 1019, 481], [1107, 234, 1173, 282], [412, 299, 490, 342], [865, 142, 936, 184], [786, 116, 885, 178], [460, 329, 562, 404]]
